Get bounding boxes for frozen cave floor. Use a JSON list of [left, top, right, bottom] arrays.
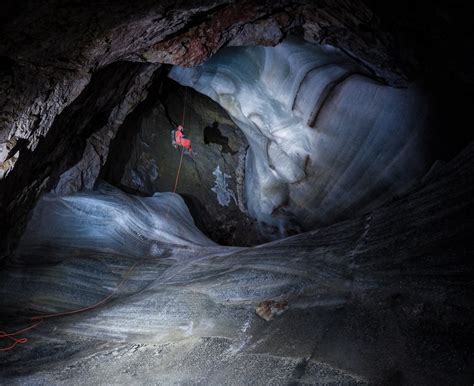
[[0, 144, 473, 385]]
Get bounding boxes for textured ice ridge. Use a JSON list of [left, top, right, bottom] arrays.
[[169, 37, 430, 230]]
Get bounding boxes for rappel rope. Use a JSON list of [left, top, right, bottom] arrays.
[[0, 88, 191, 352], [172, 87, 188, 194]]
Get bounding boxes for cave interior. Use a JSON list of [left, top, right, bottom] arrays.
[[0, 1, 473, 384]]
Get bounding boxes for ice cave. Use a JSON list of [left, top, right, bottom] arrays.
[[0, 1, 473, 384]]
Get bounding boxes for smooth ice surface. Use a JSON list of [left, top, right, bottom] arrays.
[[13, 183, 216, 263], [169, 38, 430, 230]]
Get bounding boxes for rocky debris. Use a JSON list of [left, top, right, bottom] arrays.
[[256, 299, 289, 321]]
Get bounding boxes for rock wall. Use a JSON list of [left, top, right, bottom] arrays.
[[0, 62, 160, 255]]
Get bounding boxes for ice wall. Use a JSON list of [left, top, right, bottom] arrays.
[[169, 38, 430, 229], [0, 183, 218, 316], [14, 183, 216, 262]]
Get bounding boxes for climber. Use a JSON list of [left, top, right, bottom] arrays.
[[171, 125, 192, 153]]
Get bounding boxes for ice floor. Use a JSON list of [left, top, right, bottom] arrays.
[[0, 145, 473, 384]]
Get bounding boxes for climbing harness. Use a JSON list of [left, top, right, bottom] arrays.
[[0, 88, 191, 352]]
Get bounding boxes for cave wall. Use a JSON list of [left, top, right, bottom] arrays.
[[0, 0, 409, 256], [0, 62, 159, 255], [0, 1, 473, 381], [1, 0, 401, 182]]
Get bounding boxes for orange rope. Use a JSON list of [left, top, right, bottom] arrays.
[[165, 87, 189, 220], [169, 87, 190, 202], [0, 320, 43, 351], [181, 87, 188, 126], [0, 257, 144, 352], [172, 147, 185, 194], [30, 259, 142, 321]]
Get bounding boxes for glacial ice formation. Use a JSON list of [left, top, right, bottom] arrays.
[[0, 144, 472, 384], [0, 183, 220, 319], [169, 38, 431, 229], [15, 183, 216, 258]]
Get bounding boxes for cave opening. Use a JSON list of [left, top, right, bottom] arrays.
[[0, 2, 473, 384]]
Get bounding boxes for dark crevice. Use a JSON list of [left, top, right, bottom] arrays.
[[291, 61, 354, 112], [99, 66, 169, 188], [203, 121, 237, 155], [338, 46, 392, 86]]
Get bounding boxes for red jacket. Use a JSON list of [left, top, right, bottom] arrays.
[[175, 129, 192, 152]]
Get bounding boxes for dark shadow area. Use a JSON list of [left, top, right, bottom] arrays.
[[179, 193, 215, 240], [204, 121, 237, 155], [99, 66, 170, 189], [365, 0, 474, 161]]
